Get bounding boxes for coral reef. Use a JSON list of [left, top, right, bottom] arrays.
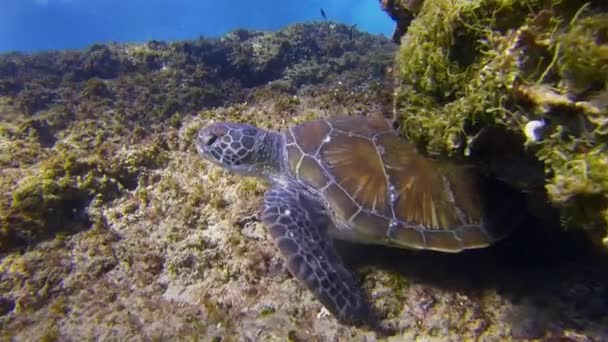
[[0, 20, 606, 341], [391, 0, 608, 247]]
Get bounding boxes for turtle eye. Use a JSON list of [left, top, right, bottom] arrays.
[[204, 134, 218, 146]]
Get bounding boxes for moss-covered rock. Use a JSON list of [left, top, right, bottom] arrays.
[[392, 0, 608, 247], [1, 19, 606, 341], [1, 174, 89, 249], [0, 23, 389, 252], [0, 132, 171, 252], [380, 0, 424, 43], [0, 22, 394, 123]]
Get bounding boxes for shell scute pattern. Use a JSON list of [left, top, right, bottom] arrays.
[[321, 185, 357, 222], [291, 119, 331, 154], [299, 155, 330, 189], [329, 116, 394, 138], [350, 211, 391, 241], [322, 133, 389, 215], [388, 227, 426, 249], [286, 117, 497, 252]]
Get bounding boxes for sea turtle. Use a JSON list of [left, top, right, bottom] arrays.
[[195, 116, 524, 325]]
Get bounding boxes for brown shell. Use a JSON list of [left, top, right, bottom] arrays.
[[284, 116, 517, 252]]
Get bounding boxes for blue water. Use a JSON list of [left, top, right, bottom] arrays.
[[0, 0, 393, 53]]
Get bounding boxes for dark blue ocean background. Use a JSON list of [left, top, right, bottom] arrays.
[[0, 0, 393, 52]]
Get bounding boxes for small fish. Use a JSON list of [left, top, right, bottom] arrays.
[[320, 8, 327, 20]]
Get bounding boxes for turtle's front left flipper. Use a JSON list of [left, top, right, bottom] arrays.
[[261, 185, 372, 325]]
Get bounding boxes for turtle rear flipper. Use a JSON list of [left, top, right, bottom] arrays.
[[261, 184, 372, 325]]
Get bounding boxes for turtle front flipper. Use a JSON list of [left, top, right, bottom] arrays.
[[261, 184, 372, 325]]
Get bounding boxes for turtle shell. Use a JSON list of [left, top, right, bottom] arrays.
[[284, 116, 522, 252]]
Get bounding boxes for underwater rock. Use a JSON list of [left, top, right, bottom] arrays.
[[0, 297, 15, 316], [15, 81, 60, 115], [80, 44, 125, 79], [0, 22, 395, 130], [17, 119, 57, 147], [380, 0, 424, 43], [391, 0, 608, 248], [1, 173, 91, 251], [1, 20, 606, 341]]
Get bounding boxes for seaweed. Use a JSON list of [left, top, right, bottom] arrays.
[[2, 17, 605, 340], [392, 0, 608, 246]]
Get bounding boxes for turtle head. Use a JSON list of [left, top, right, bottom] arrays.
[[196, 122, 269, 176]]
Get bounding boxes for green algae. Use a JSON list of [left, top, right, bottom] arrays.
[[557, 13, 608, 94], [259, 305, 276, 317], [1, 19, 606, 340], [392, 0, 608, 246], [0, 136, 169, 252], [0, 22, 393, 339]]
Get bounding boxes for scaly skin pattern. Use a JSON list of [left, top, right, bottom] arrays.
[[196, 122, 259, 169], [261, 183, 372, 324]]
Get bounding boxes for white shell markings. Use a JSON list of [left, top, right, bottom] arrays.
[[377, 145, 385, 155], [388, 184, 398, 203], [387, 220, 399, 239]]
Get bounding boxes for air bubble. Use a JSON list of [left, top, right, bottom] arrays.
[[322, 135, 331, 143]]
